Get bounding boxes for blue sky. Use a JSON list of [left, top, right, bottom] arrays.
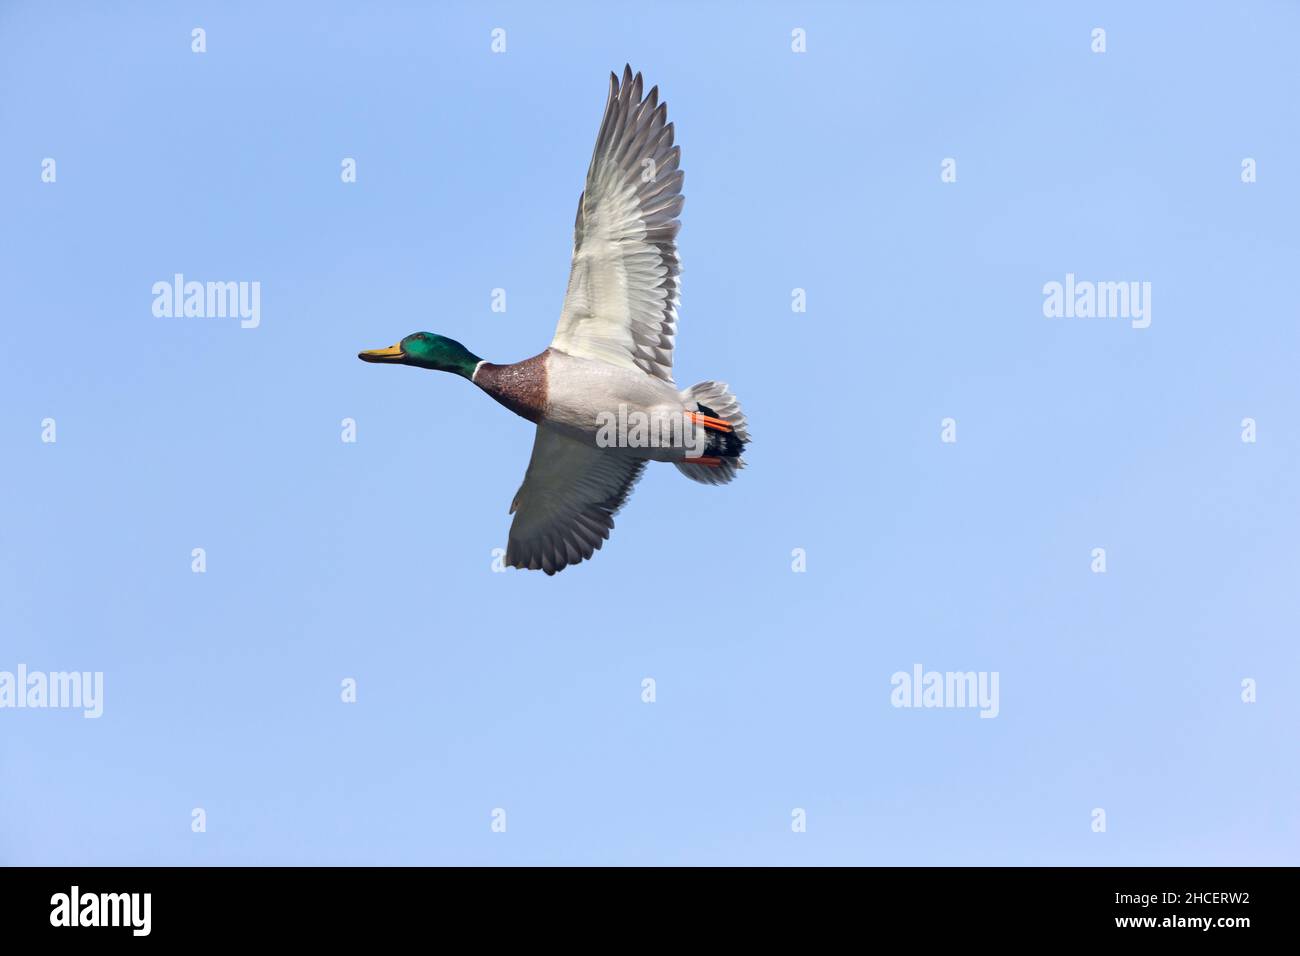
[[1, 0, 1296, 865]]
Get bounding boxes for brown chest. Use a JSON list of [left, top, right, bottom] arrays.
[[473, 350, 549, 423]]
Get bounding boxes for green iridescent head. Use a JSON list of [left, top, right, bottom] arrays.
[[358, 332, 482, 378]]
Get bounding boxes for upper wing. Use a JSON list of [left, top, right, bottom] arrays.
[[550, 65, 683, 385], [506, 425, 646, 575]]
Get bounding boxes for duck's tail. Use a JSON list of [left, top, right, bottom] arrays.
[[675, 381, 750, 485]]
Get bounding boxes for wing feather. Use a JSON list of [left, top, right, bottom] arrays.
[[506, 426, 645, 575], [551, 66, 682, 384]]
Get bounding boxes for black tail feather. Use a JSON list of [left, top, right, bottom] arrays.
[[697, 403, 746, 458]]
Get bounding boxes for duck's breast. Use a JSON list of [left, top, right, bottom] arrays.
[[473, 351, 549, 423]]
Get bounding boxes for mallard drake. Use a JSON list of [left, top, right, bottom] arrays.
[[359, 66, 749, 574]]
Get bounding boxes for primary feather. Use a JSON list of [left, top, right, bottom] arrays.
[[550, 65, 683, 385]]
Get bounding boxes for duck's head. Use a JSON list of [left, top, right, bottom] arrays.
[[358, 332, 482, 378]]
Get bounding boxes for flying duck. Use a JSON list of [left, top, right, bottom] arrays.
[[359, 66, 749, 574]]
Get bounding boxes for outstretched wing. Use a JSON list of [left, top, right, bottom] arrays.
[[550, 65, 682, 385], [506, 426, 646, 575]]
